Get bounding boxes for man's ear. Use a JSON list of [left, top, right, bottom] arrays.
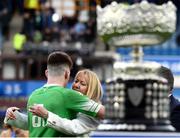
[[45, 69, 48, 78], [64, 70, 70, 79]]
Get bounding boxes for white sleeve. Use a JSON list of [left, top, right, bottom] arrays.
[[4, 111, 28, 130], [46, 112, 100, 135]]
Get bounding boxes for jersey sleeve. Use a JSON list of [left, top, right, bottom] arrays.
[[64, 89, 102, 117], [46, 112, 99, 135]]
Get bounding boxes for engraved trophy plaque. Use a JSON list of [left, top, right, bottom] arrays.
[[97, 1, 176, 131]]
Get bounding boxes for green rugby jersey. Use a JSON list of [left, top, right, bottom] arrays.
[[27, 84, 101, 137]]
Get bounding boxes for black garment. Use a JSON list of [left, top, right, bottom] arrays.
[[170, 95, 180, 132]]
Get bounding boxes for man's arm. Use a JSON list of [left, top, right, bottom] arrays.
[[170, 95, 180, 112], [170, 105, 180, 132], [170, 95, 180, 131], [29, 105, 100, 135]]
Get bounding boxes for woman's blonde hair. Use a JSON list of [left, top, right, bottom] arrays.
[[75, 69, 103, 102]]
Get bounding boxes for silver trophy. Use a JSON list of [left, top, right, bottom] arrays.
[[97, 1, 176, 131]]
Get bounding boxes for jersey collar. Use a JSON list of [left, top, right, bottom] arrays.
[[43, 84, 63, 87]]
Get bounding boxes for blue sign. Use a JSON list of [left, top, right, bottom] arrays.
[[0, 81, 26, 97], [26, 80, 46, 96], [0, 81, 45, 97]]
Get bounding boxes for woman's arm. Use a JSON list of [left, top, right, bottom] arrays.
[[29, 105, 100, 135], [46, 112, 100, 135], [4, 108, 28, 130]]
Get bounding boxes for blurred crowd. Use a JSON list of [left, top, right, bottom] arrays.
[[1, 0, 180, 55], [0, 0, 97, 54]]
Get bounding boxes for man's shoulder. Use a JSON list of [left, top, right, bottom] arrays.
[[31, 87, 43, 94], [170, 95, 180, 105], [63, 88, 84, 96]]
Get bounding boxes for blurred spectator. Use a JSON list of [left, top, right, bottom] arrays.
[[24, 0, 41, 10], [39, 4, 56, 43], [0, 0, 12, 51], [22, 11, 34, 41], [42, 27, 52, 42], [171, 100, 180, 132], [70, 21, 86, 42], [34, 10, 43, 31], [85, 19, 96, 43], [11, 0, 24, 15], [22, 0, 43, 41], [33, 30, 43, 43], [41, 4, 54, 31], [13, 31, 26, 53], [51, 26, 60, 42], [157, 66, 180, 131], [59, 17, 72, 42], [59, 17, 71, 31], [0, 124, 28, 137]]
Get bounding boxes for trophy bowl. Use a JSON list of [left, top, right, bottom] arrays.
[[97, 1, 176, 47]]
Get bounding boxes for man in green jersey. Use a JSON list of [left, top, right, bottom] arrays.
[[27, 51, 105, 137]]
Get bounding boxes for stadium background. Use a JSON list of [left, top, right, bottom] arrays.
[[0, 0, 180, 134]]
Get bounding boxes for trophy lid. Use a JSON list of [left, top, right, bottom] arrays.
[[107, 61, 167, 82]]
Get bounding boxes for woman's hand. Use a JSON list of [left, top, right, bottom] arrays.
[[29, 105, 48, 119], [6, 107, 20, 120]]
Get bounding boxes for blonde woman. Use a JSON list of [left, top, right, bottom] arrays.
[[5, 69, 103, 136]]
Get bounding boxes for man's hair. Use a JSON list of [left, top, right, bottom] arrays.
[[158, 66, 174, 91], [47, 51, 73, 76], [47, 51, 73, 68]]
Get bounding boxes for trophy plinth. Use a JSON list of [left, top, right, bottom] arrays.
[[99, 62, 175, 131], [97, 1, 176, 131]]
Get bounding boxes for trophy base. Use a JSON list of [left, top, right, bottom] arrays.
[[98, 119, 175, 132], [97, 123, 175, 132]]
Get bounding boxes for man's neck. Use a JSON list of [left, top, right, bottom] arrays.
[[47, 76, 66, 87]]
